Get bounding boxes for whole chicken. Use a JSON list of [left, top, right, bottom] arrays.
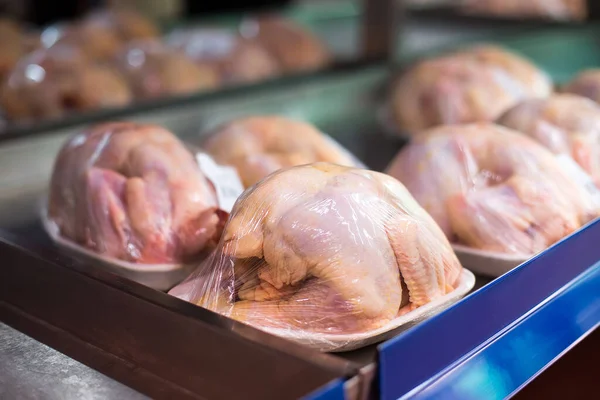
[[49, 122, 224, 264], [167, 28, 280, 84], [203, 116, 363, 187], [461, 0, 586, 21], [499, 94, 600, 186], [390, 46, 551, 133], [178, 163, 462, 335], [0, 45, 132, 121], [387, 123, 598, 254], [239, 16, 331, 73], [116, 40, 220, 100], [563, 69, 600, 104], [84, 9, 159, 42], [0, 19, 39, 82]]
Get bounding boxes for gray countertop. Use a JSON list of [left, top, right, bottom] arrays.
[[0, 323, 147, 400]]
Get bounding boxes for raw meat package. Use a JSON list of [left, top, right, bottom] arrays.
[[460, 0, 586, 21], [498, 94, 600, 186], [115, 40, 220, 100], [169, 163, 469, 351], [389, 45, 552, 134], [387, 123, 599, 256], [0, 44, 132, 121], [202, 116, 365, 188], [46, 122, 228, 266], [563, 70, 600, 104], [166, 27, 280, 85], [239, 16, 331, 74]]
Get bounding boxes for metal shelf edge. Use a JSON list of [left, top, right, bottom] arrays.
[[378, 219, 600, 399]]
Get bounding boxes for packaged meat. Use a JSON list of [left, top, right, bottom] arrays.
[[41, 21, 123, 62], [386, 123, 599, 256], [116, 40, 220, 100], [239, 16, 331, 74], [0, 45, 132, 121], [563, 69, 600, 104], [499, 94, 600, 187], [46, 122, 227, 267], [84, 9, 159, 42], [166, 27, 280, 85], [0, 19, 40, 81], [202, 116, 364, 188], [389, 45, 551, 134], [461, 0, 586, 21], [169, 163, 471, 351]]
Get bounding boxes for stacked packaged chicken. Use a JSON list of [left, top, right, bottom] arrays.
[[42, 44, 600, 353], [0, 10, 331, 124], [387, 44, 600, 273]]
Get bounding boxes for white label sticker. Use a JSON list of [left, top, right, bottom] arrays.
[[196, 153, 245, 213], [556, 154, 600, 206]]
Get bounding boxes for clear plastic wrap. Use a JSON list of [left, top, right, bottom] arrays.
[[84, 9, 159, 42], [239, 15, 331, 74], [115, 40, 220, 100], [0, 45, 132, 121], [166, 27, 280, 85], [498, 94, 600, 187], [389, 45, 552, 134], [460, 0, 587, 21], [563, 69, 600, 104], [169, 162, 466, 351], [386, 123, 600, 256], [46, 122, 229, 265], [202, 116, 365, 188]]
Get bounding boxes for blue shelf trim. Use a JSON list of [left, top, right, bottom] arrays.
[[379, 219, 600, 400], [302, 378, 346, 400]]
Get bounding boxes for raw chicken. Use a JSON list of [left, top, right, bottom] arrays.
[[0, 45, 132, 121], [240, 16, 331, 73], [48, 122, 224, 264], [167, 28, 280, 84], [461, 0, 586, 21], [0, 19, 39, 82], [116, 40, 220, 99], [390, 45, 551, 133], [563, 69, 600, 104], [499, 94, 600, 186], [174, 163, 461, 336], [387, 123, 598, 254], [84, 9, 159, 42], [203, 116, 362, 187]]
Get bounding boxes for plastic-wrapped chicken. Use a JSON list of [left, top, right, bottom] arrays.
[[166, 28, 280, 85], [0, 19, 40, 81], [563, 70, 600, 104], [389, 45, 551, 133], [461, 0, 586, 21], [47, 122, 226, 265], [116, 40, 220, 100], [85, 9, 159, 42], [240, 16, 331, 74], [0, 45, 132, 121], [170, 163, 464, 351], [202, 116, 364, 188], [387, 123, 599, 255], [498, 94, 600, 186]]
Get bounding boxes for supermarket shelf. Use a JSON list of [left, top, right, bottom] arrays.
[[379, 219, 600, 400]]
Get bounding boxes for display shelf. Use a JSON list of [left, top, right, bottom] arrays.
[[378, 220, 600, 400]]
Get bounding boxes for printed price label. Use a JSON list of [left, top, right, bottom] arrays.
[[196, 153, 244, 213], [556, 154, 600, 206]]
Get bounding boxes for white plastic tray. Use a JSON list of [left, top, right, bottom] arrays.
[[452, 244, 530, 278], [40, 202, 197, 291], [171, 268, 475, 352]]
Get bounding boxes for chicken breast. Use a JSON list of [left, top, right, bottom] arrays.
[[387, 123, 598, 254], [203, 116, 363, 187], [178, 163, 462, 335], [390, 45, 551, 133], [499, 94, 600, 186], [48, 122, 224, 264]]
